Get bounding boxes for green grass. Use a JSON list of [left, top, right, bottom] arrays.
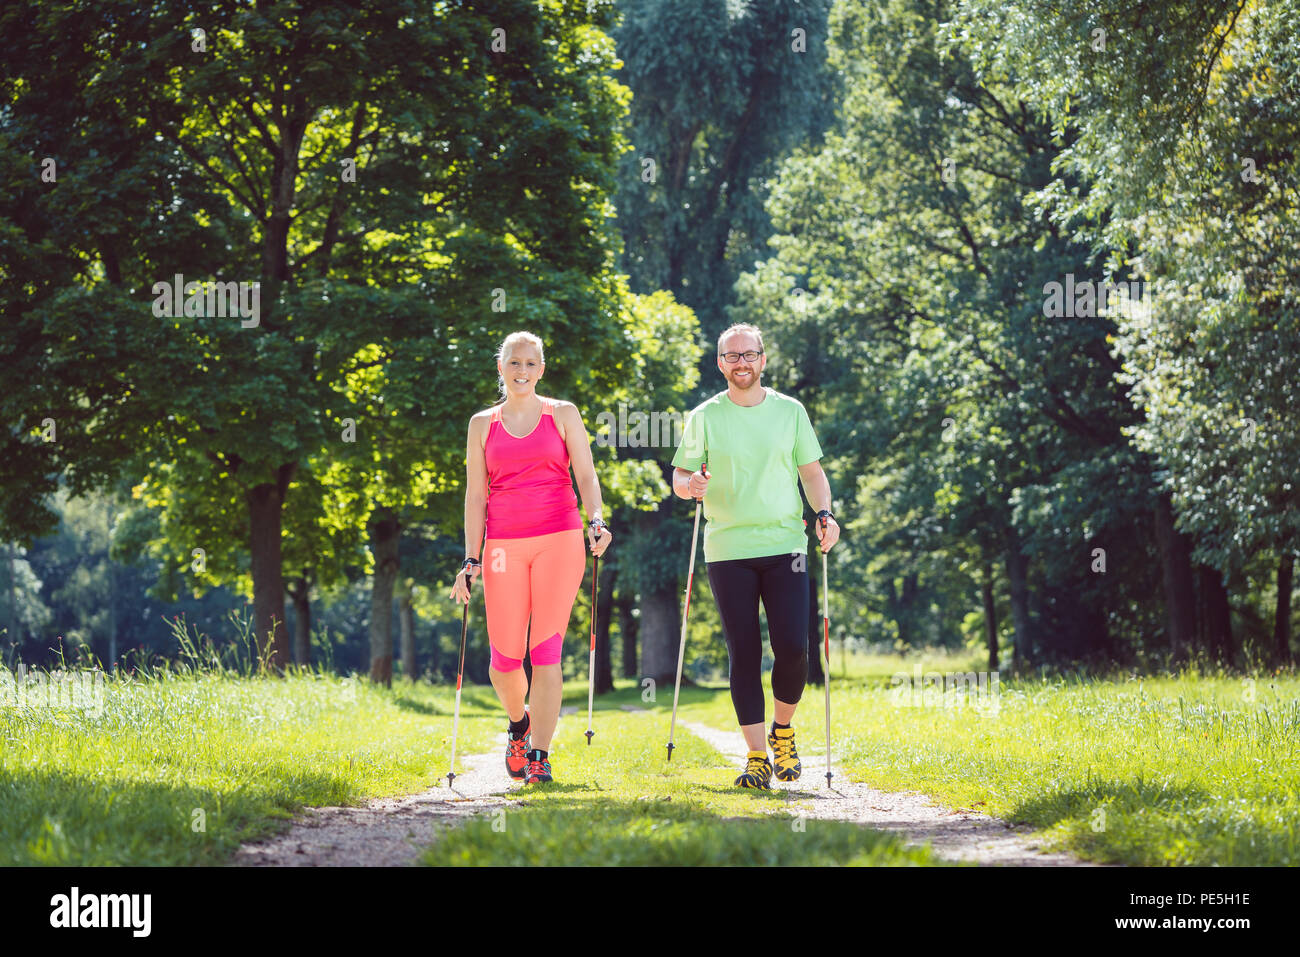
[[660, 654, 1300, 866], [422, 706, 940, 866], [0, 665, 501, 865], [8, 647, 1296, 867]]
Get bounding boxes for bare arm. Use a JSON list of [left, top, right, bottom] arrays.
[[797, 460, 840, 552], [672, 467, 694, 500], [560, 402, 611, 556], [673, 465, 711, 499], [560, 402, 603, 519], [797, 460, 832, 513], [450, 413, 489, 602]]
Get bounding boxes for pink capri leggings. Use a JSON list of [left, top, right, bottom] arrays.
[[481, 528, 586, 671]]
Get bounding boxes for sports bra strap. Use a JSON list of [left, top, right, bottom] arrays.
[[491, 404, 502, 423]]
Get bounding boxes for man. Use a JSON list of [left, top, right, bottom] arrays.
[[670, 323, 840, 788]]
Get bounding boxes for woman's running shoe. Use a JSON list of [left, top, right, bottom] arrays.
[[734, 750, 773, 789], [768, 725, 801, 781], [505, 713, 531, 779], [523, 749, 553, 784]]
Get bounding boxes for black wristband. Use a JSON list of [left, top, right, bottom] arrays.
[[816, 509, 835, 526], [461, 557, 481, 570]]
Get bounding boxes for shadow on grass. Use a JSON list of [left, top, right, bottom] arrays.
[[389, 685, 501, 718], [422, 790, 940, 866], [1007, 779, 1211, 830], [3, 764, 362, 866]]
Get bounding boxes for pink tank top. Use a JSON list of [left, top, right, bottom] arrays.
[[484, 398, 584, 539]]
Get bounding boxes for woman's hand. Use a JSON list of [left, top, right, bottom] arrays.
[[588, 520, 612, 558], [448, 561, 481, 604]]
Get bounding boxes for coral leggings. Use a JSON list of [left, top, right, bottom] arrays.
[[481, 528, 587, 671]]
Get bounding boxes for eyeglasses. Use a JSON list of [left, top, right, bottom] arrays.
[[719, 350, 763, 363]]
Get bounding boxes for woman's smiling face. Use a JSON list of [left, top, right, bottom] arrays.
[[499, 342, 544, 396]]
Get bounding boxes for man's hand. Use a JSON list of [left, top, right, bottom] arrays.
[[687, 465, 710, 498], [815, 512, 841, 553]]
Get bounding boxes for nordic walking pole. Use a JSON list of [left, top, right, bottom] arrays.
[[447, 558, 478, 789], [585, 519, 606, 745], [819, 516, 833, 789], [667, 463, 707, 761]]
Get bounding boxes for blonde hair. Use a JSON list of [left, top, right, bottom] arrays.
[[496, 331, 545, 399], [717, 323, 764, 355]]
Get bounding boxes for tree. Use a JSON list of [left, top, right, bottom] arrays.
[[5, 1, 637, 672]]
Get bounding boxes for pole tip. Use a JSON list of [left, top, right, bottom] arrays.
[[585, 730, 594, 745], [825, 772, 833, 788], [666, 742, 675, 761], [446, 772, 456, 788]]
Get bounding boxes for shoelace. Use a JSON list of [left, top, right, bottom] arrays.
[[507, 737, 528, 759], [526, 759, 550, 778], [744, 756, 770, 779], [771, 734, 797, 764]]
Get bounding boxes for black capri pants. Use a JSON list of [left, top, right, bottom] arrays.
[[706, 552, 809, 727]]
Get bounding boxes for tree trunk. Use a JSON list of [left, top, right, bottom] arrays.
[[7, 543, 19, 652], [637, 509, 682, 685], [1196, 564, 1234, 664], [594, 561, 616, 693], [1005, 527, 1033, 671], [983, 560, 998, 672], [639, 579, 680, 685], [107, 507, 119, 673], [247, 464, 295, 673], [1153, 492, 1196, 660], [368, 506, 401, 686], [618, 587, 638, 679], [807, 555, 825, 685], [1274, 552, 1294, 664], [398, 579, 416, 681], [885, 571, 920, 649], [287, 574, 312, 667]]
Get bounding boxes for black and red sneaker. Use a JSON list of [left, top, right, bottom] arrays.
[[523, 749, 552, 785], [505, 713, 531, 779]]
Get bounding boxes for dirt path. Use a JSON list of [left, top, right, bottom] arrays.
[[232, 705, 1102, 867], [231, 707, 583, 867], [672, 715, 1101, 866]]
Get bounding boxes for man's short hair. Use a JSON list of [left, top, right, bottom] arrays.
[[717, 323, 764, 355]]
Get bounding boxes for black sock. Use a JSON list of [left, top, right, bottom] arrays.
[[772, 720, 790, 732], [508, 713, 529, 738], [526, 748, 549, 761]]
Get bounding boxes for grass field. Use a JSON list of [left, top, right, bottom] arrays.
[[664, 650, 1300, 866], [3, 647, 1296, 866], [422, 707, 939, 866], [0, 664, 501, 865]]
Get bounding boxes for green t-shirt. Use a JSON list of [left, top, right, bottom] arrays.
[[670, 387, 823, 563]]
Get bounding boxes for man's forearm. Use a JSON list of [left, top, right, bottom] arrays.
[[672, 467, 693, 500], [803, 470, 832, 514]]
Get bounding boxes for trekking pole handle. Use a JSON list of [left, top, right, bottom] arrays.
[[693, 463, 709, 499]]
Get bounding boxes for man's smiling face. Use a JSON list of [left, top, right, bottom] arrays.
[[717, 330, 765, 390]]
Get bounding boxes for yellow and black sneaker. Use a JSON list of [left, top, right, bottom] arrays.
[[734, 750, 773, 789], [768, 725, 801, 781]]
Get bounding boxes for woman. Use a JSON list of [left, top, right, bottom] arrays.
[[448, 331, 611, 785]]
